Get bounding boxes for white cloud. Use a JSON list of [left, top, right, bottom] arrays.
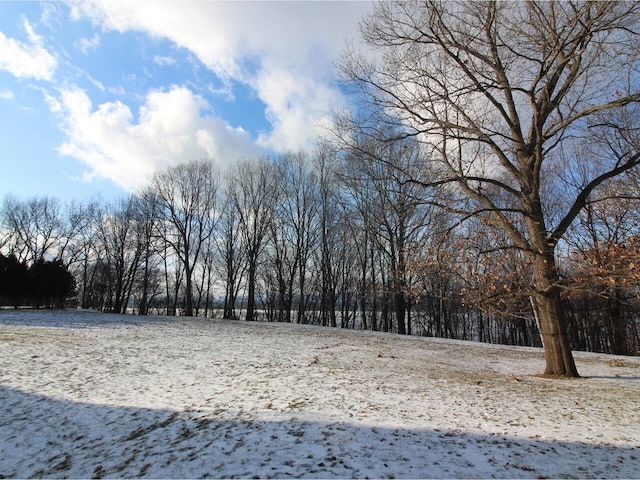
[[22, 17, 44, 44], [53, 85, 261, 191], [153, 55, 176, 66], [0, 19, 57, 80], [70, 0, 373, 152], [75, 33, 100, 54], [254, 63, 345, 151], [0, 90, 15, 100]]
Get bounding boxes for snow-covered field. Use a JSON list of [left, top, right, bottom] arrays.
[[0, 309, 639, 479]]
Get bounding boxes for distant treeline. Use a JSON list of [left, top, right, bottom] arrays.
[[0, 254, 75, 309], [1, 150, 639, 357]]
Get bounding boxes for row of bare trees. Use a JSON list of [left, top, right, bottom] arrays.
[[2, 143, 640, 357]]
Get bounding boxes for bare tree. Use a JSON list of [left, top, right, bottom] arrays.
[[66, 200, 102, 309], [273, 151, 321, 324], [0, 195, 81, 265], [215, 196, 247, 320], [134, 193, 161, 316], [96, 195, 146, 314], [342, 0, 640, 376], [265, 203, 297, 322], [314, 142, 342, 328], [335, 123, 436, 334], [144, 160, 220, 317], [227, 157, 279, 322]]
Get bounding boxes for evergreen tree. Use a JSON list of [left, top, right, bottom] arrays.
[[29, 260, 75, 309], [0, 253, 29, 308]]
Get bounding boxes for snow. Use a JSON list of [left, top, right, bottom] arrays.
[[1, 309, 639, 479]]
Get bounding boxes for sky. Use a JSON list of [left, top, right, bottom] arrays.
[[0, 1, 373, 202]]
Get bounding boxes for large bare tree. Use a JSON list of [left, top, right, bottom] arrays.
[[342, 1, 640, 376], [273, 151, 321, 324], [215, 196, 247, 320], [96, 195, 145, 314], [144, 160, 219, 317], [227, 157, 279, 322], [334, 119, 437, 335]]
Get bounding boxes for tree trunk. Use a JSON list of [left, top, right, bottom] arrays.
[[532, 251, 579, 377], [393, 289, 405, 335], [297, 262, 306, 325], [184, 264, 194, 317], [224, 254, 237, 319], [139, 253, 149, 316], [246, 263, 256, 321], [604, 287, 629, 356]]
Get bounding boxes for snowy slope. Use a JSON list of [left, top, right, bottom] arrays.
[[1, 309, 639, 479]]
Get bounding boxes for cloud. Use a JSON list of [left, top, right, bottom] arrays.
[[53, 85, 261, 191], [0, 18, 57, 80], [70, 0, 373, 152], [75, 33, 100, 54], [153, 55, 176, 66], [0, 90, 15, 100], [254, 62, 345, 151]]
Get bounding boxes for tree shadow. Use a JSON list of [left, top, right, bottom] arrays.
[[1, 385, 638, 479]]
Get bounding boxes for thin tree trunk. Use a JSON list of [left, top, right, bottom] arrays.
[[604, 287, 629, 355], [184, 261, 194, 317], [139, 252, 149, 316], [246, 263, 256, 321]]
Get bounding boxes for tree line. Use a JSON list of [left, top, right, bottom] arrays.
[[1, 143, 639, 356], [2, 2, 640, 375]]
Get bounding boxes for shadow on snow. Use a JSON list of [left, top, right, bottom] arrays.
[[1, 385, 638, 479]]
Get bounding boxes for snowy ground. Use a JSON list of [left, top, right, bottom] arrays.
[[0, 309, 639, 479]]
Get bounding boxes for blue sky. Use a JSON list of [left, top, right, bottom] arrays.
[[0, 1, 373, 202]]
